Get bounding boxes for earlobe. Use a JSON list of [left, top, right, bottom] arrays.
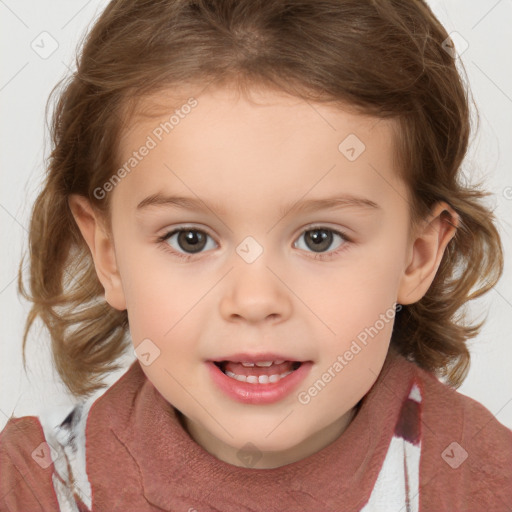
[[397, 202, 459, 305], [68, 194, 127, 311]]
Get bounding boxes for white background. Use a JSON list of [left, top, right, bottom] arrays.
[[1, 0, 511, 431]]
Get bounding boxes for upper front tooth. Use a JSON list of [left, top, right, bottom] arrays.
[[255, 361, 273, 367], [241, 362, 255, 367]]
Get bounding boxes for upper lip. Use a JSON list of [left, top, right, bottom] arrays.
[[208, 353, 304, 363]]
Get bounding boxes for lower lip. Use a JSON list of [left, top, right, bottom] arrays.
[[206, 361, 312, 405]]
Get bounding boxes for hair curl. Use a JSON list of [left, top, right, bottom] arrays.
[[19, 0, 503, 397]]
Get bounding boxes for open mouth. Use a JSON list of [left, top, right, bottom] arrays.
[[213, 360, 303, 384]]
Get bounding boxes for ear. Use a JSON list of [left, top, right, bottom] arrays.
[[68, 194, 127, 311], [397, 201, 459, 305]]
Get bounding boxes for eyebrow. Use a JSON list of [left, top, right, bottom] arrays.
[[135, 192, 381, 217]]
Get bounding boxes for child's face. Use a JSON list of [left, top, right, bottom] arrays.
[[97, 85, 437, 468]]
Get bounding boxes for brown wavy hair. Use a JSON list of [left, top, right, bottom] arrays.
[[18, 0, 504, 398]]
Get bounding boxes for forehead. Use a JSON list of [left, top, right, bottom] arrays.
[[112, 85, 407, 218]]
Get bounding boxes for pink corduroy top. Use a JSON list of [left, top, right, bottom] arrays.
[[1, 347, 511, 511]]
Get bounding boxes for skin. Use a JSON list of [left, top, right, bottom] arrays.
[[69, 84, 458, 469]]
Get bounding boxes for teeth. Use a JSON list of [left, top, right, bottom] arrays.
[[224, 370, 293, 384], [255, 361, 273, 367], [239, 360, 286, 367]]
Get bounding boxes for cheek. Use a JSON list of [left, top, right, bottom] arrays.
[[305, 236, 404, 390], [120, 255, 208, 399], [312, 246, 403, 337], [114, 243, 202, 342]]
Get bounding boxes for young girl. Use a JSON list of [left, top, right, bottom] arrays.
[[1, 0, 511, 510]]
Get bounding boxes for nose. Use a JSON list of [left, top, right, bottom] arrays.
[[219, 259, 293, 324]]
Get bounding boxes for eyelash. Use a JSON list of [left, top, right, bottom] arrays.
[[156, 225, 352, 262]]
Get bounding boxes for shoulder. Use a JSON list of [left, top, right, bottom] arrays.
[[416, 361, 512, 448], [0, 403, 96, 511], [405, 357, 512, 509], [0, 415, 60, 510], [0, 360, 143, 512], [85, 358, 147, 434]]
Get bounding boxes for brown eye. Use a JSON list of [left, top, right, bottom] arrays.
[[294, 227, 347, 254], [162, 229, 216, 255], [177, 230, 207, 253], [303, 229, 333, 252]]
